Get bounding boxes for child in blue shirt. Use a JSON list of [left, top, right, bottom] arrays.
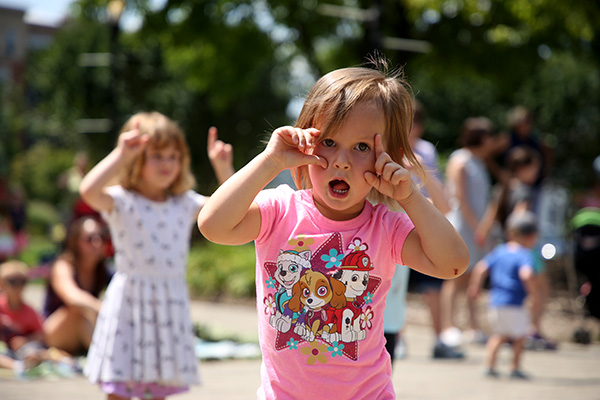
[[468, 211, 540, 379]]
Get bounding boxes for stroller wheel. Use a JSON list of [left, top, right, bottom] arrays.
[[573, 327, 591, 345]]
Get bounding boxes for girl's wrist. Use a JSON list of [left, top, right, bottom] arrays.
[[394, 184, 419, 207], [259, 150, 286, 176]]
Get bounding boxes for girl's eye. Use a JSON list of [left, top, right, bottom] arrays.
[[356, 142, 370, 152], [322, 138, 335, 147]]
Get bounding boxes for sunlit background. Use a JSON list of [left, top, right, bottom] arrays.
[[0, 0, 599, 300]]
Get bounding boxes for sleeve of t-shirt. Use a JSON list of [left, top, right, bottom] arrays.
[[254, 185, 295, 244], [185, 190, 207, 222], [100, 185, 127, 224], [482, 247, 499, 271], [518, 250, 535, 274]]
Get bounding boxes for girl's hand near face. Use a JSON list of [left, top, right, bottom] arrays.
[[264, 126, 327, 171], [365, 134, 415, 203], [116, 121, 149, 163]]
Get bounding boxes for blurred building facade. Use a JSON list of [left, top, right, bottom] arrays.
[[0, 6, 59, 87]]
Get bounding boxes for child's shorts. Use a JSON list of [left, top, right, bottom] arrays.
[[100, 381, 188, 398], [488, 306, 529, 339]]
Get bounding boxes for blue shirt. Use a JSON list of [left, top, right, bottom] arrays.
[[483, 243, 533, 307]]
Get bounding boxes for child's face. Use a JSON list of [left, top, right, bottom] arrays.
[[308, 101, 385, 221], [517, 161, 540, 185], [0, 274, 27, 296], [141, 144, 182, 192]]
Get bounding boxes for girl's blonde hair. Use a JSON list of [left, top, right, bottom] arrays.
[[118, 111, 195, 195], [292, 63, 423, 207]]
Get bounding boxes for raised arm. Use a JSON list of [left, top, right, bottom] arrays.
[[80, 125, 148, 212], [207, 126, 235, 185], [365, 134, 469, 279], [197, 127, 327, 245]]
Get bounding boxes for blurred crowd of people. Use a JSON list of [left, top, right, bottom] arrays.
[[383, 103, 600, 378]]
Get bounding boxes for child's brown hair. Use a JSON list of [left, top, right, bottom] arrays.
[[118, 111, 195, 195], [292, 61, 422, 207]]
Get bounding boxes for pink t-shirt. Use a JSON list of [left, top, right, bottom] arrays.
[[254, 185, 415, 400]]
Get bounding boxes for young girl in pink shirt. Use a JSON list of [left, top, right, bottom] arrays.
[[198, 61, 469, 400]]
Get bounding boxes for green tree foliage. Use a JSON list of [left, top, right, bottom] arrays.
[[19, 0, 600, 199]]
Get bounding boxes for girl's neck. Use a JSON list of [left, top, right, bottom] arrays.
[[136, 185, 167, 202]]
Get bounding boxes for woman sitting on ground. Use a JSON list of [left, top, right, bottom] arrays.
[[43, 217, 113, 355]]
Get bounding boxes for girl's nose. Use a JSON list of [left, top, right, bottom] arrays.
[[333, 151, 350, 170]]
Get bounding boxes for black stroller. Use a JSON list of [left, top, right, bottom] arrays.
[[571, 207, 600, 342]]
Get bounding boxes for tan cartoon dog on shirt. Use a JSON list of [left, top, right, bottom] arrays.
[[289, 269, 346, 342]]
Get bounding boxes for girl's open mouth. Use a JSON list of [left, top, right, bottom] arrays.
[[329, 179, 350, 197]]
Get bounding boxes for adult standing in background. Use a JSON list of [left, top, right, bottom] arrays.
[[441, 117, 496, 346]]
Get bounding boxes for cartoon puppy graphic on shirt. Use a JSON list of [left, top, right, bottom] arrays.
[[289, 269, 347, 342], [270, 249, 312, 333], [325, 250, 373, 343]]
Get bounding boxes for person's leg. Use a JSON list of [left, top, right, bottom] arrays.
[[44, 307, 89, 355], [440, 279, 458, 330], [484, 334, 505, 375], [425, 287, 464, 358], [0, 353, 16, 370], [423, 289, 443, 337], [511, 337, 525, 372]]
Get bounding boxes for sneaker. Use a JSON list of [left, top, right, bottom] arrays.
[[433, 343, 465, 359], [510, 370, 529, 380], [484, 368, 500, 378], [525, 333, 558, 351]]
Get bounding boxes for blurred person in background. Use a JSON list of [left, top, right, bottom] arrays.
[[478, 146, 556, 350], [43, 217, 113, 356], [468, 211, 541, 379], [441, 117, 496, 346], [387, 101, 463, 359], [0, 261, 49, 371]]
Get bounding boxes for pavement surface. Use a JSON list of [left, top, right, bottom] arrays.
[[1, 285, 599, 399]]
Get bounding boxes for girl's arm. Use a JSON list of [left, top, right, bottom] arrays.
[[50, 259, 103, 314], [365, 135, 469, 279], [198, 127, 326, 245], [207, 126, 235, 185], [80, 125, 148, 213]]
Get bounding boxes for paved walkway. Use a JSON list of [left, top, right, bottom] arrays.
[[1, 286, 599, 399]]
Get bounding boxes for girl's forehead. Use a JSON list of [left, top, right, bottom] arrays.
[[146, 142, 180, 152]]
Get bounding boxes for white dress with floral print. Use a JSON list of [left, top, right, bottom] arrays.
[[84, 186, 204, 387]]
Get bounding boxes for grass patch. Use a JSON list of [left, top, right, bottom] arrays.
[[187, 241, 256, 300]]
